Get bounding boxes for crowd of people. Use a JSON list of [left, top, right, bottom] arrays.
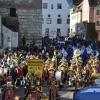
[[0, 38, 100, 100]]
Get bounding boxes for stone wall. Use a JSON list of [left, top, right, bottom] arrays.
[[0, 16, 2, 47], [18, 9, 42, 45], [0, 0, 42, 46], [0, 0, 42, 9]]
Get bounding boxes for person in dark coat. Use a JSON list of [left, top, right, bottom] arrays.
[[49, 80, 57, 100]]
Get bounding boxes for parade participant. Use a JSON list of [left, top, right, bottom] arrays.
[[49, 80, 57, 100], [58, 58, 68, 85], [94, 58, 100, 73], [51, 51, 57, 69], [68, 66, 76, 86], [14, 96, 19, 100], [42, 63, 49, 83], [55, 69, 62, 87], [76, 57, 83, 74], [4, 80, 14, 100], [48, 62, 55, 82], [25, 74, 32, 98], [35, 85, 43, 100], [91, 61, 99, 79], [18, 66, 24, 86]]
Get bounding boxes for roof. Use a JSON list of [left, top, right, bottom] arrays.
[[73, 0, 83, 5], [75, 0, 100, 7], [89, 0, 95, 7], [0, 0, 42, 9], [86, 0, 99, 7]]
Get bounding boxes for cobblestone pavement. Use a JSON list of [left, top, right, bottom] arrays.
[[0, 86, 76, 100]]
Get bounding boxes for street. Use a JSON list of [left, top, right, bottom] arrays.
[[0, 86, 75, 100]]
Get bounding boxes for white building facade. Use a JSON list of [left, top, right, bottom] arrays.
[[0, 16, 1, 47], [70, 8, 82, 35], [42, 0, 71, 38]]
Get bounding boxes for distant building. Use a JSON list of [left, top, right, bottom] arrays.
[[0, 16, 1, 47], [94, 2, 100, 41], [42, 0, 72, 38], [70, 6, 82, 35], [73, 0, 83, 5], [70, 0, 100, 41], [0, 0, 42, 47]]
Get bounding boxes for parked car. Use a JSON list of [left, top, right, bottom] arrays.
[[75, 87, 100, 100]]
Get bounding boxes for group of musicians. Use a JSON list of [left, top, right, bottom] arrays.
[[1, 49, 100, 100]]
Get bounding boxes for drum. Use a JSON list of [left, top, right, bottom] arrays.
[[55, 70, 62, 81]]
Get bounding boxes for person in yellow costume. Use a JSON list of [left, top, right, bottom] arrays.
[[45, 58, 51, 66], [95, 58, 100, 73], [51, 50, 57, 69], [48, 62, 55, 82], [58, 58, 68, 71], [42, 61, 49, 83], [58, 58, 69, 85], [68, 65, 76, 86], [91, 61, 99, 78], [75, 57, 83, 75]]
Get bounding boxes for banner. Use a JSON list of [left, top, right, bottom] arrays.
[[0, 16, 1, 47], [27, 59, 44, 78]]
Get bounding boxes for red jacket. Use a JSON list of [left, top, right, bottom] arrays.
[[18, 67, 23, 77]]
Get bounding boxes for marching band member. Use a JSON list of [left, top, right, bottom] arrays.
[[91, 61, 98, 79], [58, 58, 69, 85], [4, 80, 14, 100], [49, 80, 57, 100], [95, 58, 100, 73], [48, 62, 56, 82], [43, 64, 49, 83], [42, 58, 51, 82], [35, 86, 43, 100], [14, 96, 19, 100]]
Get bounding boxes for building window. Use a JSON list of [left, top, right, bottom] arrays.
[[45, 28, 49, 36], [57, 28, 61, 33], [97, 10, 100, 15], [42, 18, 44, 24], [67, 19, 70, 24], [68, 15, 70, 18], [96, 21, 100, 26], [43, 3, 48, 9], [57, 3, 62, 9], [48, 14, 51, 17], [10, 8, 17, 17], [51, 4, 53, 9], [58, 15, 61, 17], [57, 28, 61, 36], [47, 18, 52, 24], [68, 28, 70, 33], [57, 18, 62, 24]]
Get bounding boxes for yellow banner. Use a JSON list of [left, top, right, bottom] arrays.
[[27, 59, 44, 67], [27, 59, 44, 78]]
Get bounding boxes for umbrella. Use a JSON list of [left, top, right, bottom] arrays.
[[75, 87, 100, 100]]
